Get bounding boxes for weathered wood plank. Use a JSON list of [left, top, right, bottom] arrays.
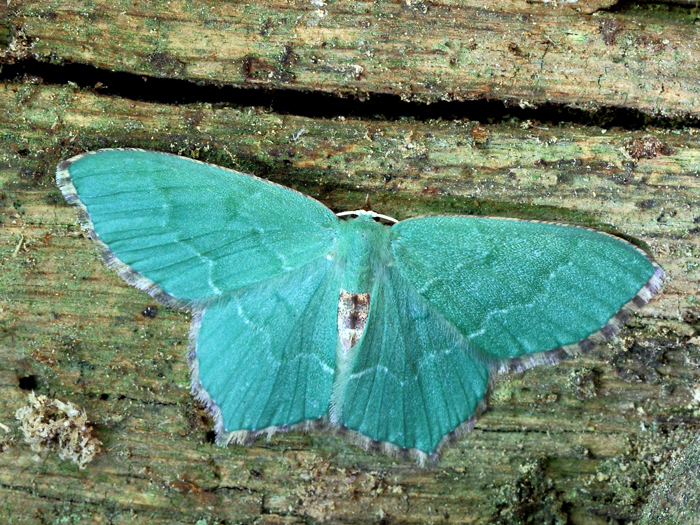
[[0, 81, 698, 523], [5, 0, 700, 119]]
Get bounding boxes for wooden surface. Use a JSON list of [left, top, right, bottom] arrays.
[[1, 1, 699, 523], [6, 0, 700, 119]]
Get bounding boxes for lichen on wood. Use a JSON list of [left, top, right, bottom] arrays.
[[5, 0, 700, 119], [15, 392, 101, 469], [0, 0, 699, 522], [0, 79, 697, 523]]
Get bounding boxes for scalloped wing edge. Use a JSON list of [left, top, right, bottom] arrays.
[[187, 231, 663, 467], [494, 254, 664, 376], [188, 305, 485, 467], [59, 150, 665, 464], [57, 149, 206, 310], [56, 147, 339, 310]]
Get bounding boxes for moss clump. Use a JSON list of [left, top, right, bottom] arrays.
[[567, 367, 599, 400], [640, 434, 700, 524], [15, 392, 101, 469], [489, 458, 568, 524]]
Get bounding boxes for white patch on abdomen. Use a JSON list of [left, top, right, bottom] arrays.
[[337, 290, 370, 354], [330, 289, 371, 425]]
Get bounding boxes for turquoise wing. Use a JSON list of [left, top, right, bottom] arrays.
[[192, 255, 341, 440], [338, 216, 662, 455], [57, 149, 339, 304], [390, 216, 663, 362], [338, 266, 491, 455]]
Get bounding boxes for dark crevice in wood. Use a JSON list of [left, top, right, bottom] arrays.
[[1, 58, 695, 130], [604, 0, 700, 15], [18, 374, 38, 390]]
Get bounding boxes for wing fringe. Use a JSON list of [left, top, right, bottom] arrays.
[[188, 229, 664, 467], [60, 151, 665, 465], [56, 150, 206, 310]]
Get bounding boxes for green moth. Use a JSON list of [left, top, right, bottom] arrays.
[[57, 149, 663, 462]]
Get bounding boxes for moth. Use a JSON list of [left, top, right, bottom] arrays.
[[57, 149, 663, 462]]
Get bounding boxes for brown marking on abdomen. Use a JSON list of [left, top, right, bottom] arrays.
[[338, 290, 370, 352]]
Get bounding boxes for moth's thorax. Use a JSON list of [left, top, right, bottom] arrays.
[[335, 215, 392, 294]]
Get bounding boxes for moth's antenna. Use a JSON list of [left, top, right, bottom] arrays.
[[362, 194, 372, 211], [336, 209, 399, 223]]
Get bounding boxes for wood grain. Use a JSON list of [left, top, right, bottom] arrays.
[[0, 79, 698, 523], [5, 0, 700, 119]]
